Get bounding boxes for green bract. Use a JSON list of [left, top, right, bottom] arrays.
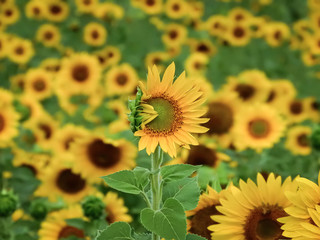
[[82, 196, 105, 220], [128, 87, 143, 133], [30, 198, 48, 220], [0, 191, 17, 218]]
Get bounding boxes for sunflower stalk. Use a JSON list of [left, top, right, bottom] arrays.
[[150, 146, 163, 240]]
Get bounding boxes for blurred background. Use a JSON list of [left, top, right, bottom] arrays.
[[0, 0, 320, 239]]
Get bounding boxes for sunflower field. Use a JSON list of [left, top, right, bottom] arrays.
[[1, 0, 320, 239]]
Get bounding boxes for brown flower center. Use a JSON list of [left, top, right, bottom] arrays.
[[64, 137, 75, 150], [197, 44, 209, 53], [289, 101, 303, 115], [248, 118, 271, 139], [38, 124, 52, 139], [169, 30, 178, 39], [56, 169, 86, 194], [297, 133, 309, 147], [311, 100, 319, 110], [58, 226, 85, 239], [233, 26, 245, 38], [186, 145, 218, 167], [32, 78, 46, 91], [172, 3, 180, 11], [15, 46, 24, 55], [106, 207, 116, 223], [33, 7, 40, 15], [115, 74, 128, 86], [87, 139, 121, 168], [83, 0, 91, 5], [235, 84, 255, 100], [91, 30, 99, 39], [235, 14, 244, 21], [5, 9, 12, 17], [266, 90, 276, 103], [244, 205, 287, 240], [44, 31, 53, 40], [274, 31, 282, 40], [50, 5, 62, 15], [205, 102, 233, 135], [189, 205, 220, 239], [146, 0, 155, 6], [0, 114, 5, 132], [72, 64, 89, 82]]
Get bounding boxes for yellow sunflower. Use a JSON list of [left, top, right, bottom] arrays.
[[0, 4, 20, 25], [10, 73, 26, 93], [281, 98, 308, 124], [18, 95, 44, 123], [162, 23, 187, 47], [104, 63, 138, 96], [45, 0, 69, 22], [209, 173, 297, 240], [35, 162, 95, 203], [302, 50, 320, 66], [94, 2, 124, 21], [103, 191, 132, 224], [83, 22, 107, 47], [285, 125, 312, 156], [0, 33, 9, 58], [95, 46, 121, 69], [145, 51, 169, 72], [228, 7, 253, 23], [57, 53, 101, 95], [134, 63, 209, 157], [38, 205, 89, 240], [40, 58, 61, 73], [138, 0, 163, 15], [165, 0, 187, 19], [25, 0, 47, 20], [279, 172, 320, 240], [185, 53, 209, 76], [249, 17, 267, 38], [36, 24, 61, 47], [189, 39, 216, 56], [304, 97, 320, 122], [0, 106, 19, 145], [205, 15, 229, 37], [24, 68, 53, 100], [225, 22, 251, 47], [71, 134, 137, 179], [7, 38, 34, 64], [233, 104, 285, 152], [186, 186, 223, 239], [75, 0, 98, 13], [264, 22, 290, 47], [0, 88, 14, 107]]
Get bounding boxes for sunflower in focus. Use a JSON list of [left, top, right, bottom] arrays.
[[133, 63, 209, 157], [209, 173, 297, 240], [103, 191, 132, 224], [38, 205, 88, 240], [71, 135, 137, 179], [285, 125, 312, 155], [233, 104, 285, 151]]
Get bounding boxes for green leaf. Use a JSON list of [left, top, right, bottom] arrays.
[[96, 222, 134, 240], [133, 233, 151, 240], [186, 233, 208, 240], [101, 170, 141, 195], [140, 198, 186, 240], [133, 167, 150, 190], [160, 164, 200, 182], [162, 178, 200, 211]]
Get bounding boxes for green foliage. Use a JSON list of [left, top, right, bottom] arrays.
[[96, 222, 134, 240], [160, 164, 200, 182], [311, 125, 320, 151], [140, 198, 186, 240], [29, 198, 49, 220], [81, 196, 105, 220], [186, 233, 208, 240], [0, 190, 18, 218]]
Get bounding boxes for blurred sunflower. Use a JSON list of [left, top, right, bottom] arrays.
[[103, 191, 132, 224], [304, 97, 320, 121], [145, 51, 169, 72], [107, 100, 131, 134], [0, 105, 19, 145], [57, 53, 101, 95], [25, 0, 47, 20], [264, 22, 290, 47], [40, 58, 61, 73], [282, 99, 308, 124], [10, 74, 25, 93], [189, 39, 216, 56], [7, 38, 34, 64], [285, 125, 312, 156], [104, 63, 138, 96], [165, 0, 187, 19], [45, 0, 69, 22], [249, 17, 267, 38], [36, 162, 94, 203], [24, 68, 53, 100], [228, 7, 252, 22], [94, 2, 124, 21], [209, 173, 297, 240], [0, 33, 9, 58], [138, 0, 163, 15], [134, 63, 209, 157], [71, 135, 136, 179], [75, 0, 98, 13], [233, 104, 285, 151], [226, 22, 251, 47], [83, 22, 107, 47], [38, 205, 88, 240], [95, 46, 121, 69], [36, 24, 61, 47], [206, 15, 229, 37], [186, 186, 222, 239], [185, 53, 209, 76], [0, 88, 14, 107], [162, 23, 187, 47], [0, 3, 20, 25]]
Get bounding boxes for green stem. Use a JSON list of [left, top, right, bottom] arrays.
[[151, 146, 163, 240]]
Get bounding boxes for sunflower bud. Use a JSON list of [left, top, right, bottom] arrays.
[[311, 126, 320, 151], [13, 99, 30, 123], [0, 191, 18, 218], [82, 196, 104, 220], [30, 199, 48, 220]]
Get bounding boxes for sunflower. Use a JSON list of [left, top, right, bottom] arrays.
[[40, 58, 61, 73], [145, 51, 169, 72], [71, 134, 136, 179], [249, 17, 267, 38], [7, 38, 34, 64], [169, 141, 229, 168], [134, 63, 209, 157], [186, 186, 222, 239], [83, 22, 107, 47], [103, 191, 132, 224], [304, 97, 320, 122], [209, 173, 297, 240], [0, 88, 14, 108], [285, 125, 312, 156], [94, 2, 124, 21], [233, 104, 285, 152], [226, 22, 251, 47], [0, 33, 9, 58], [18, 95, 44, 123], [189, 39, 216, 56], [95, 46, 121, 69], [185, 53, 209, 76], [75, 0, 98, 13], [45, 0, 69, 22], [24, 68, 53, 100], [0, 4, 20, 25], [25, 0, 47, 20], [104, 63, 138, 96], [309, 33, 320, 55], [264, 22, 290, 47], [301, 50, 320, 66], [10, 74, 26, 93], [162, 23, 187, 47], [228, 7, 253, 23], [187, 1, 204, 20], [279, 172, 320, 240], [0, 106, 19, 145], [311, 12, 320, 31], [57, 53, 101, 95], [36, 24, 61, 47], [206, 15, 229, 37], [203, 92, 240, 148], [138, 0, 163, 15], [35, 162, 94, 203], [282, 98, 308, 124], [165, 0, 187, 19], [38, 205, 88, 240]]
